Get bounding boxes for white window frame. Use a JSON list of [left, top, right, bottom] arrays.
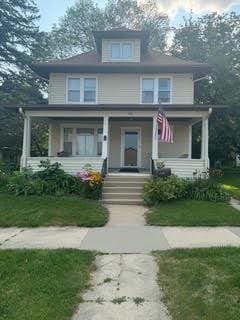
[[109, 41, 133, 61], [66, 76, 98, 104], [140, 76, 173, 104], [60, 124, 103, 157]]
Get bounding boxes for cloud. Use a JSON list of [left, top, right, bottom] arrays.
[[140, 0, 240, 18]]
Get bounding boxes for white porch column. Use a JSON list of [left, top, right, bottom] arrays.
[[152, 114, 158, 159], [204, 117, 209, 168], [48, 123, 52, 157], [201, 118, 205, 160], [102, 116, 109, 159], [188, 124, 192, 159], [21, 115, 31, 168]]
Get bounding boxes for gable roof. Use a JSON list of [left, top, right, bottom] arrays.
[[31, 49, 209, 79]]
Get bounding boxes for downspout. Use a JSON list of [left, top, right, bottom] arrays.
[[205, 107, 212, 171], [19, 107, 26, 170]]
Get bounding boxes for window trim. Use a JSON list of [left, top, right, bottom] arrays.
[[109, 41, 133, 61], [60, 124, 102, 157], [140, 76, 173, 105], [66, 76, 98, 104]]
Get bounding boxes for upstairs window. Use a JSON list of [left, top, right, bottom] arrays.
[[84, 78, 96, 103], [110, 42, 132, 60], [141, 77, 172, 104], [158, 78, 171, 103], [68, 78, 80, 103], [142, 78, 154, 103], [67, 77, 97, 103]]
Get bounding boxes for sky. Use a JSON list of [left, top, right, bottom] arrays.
[[35, 0, 240, 31]]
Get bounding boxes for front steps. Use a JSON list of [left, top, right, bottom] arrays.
[[102, 174, 150, 205]]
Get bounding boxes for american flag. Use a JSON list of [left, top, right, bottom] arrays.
[[157, 108, 173, 143]]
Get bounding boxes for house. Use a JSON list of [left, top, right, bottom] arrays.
[[17, 29, 220, 179]]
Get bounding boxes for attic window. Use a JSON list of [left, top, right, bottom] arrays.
[[110, 42, 132, 60]]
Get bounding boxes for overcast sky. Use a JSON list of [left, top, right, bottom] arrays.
[[35, 0, 240, 31]]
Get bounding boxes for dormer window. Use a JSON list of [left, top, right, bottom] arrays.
[[110, 42, 132, 60]]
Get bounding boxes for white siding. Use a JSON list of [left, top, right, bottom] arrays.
[[156, 159, 206, 178], [102, 39, 141, 62], [48, 73, 194, 105], [27, 157, 103, 175]]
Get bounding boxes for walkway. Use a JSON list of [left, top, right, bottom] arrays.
[[1, 226, 240, 252]]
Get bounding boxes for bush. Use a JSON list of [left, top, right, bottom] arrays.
[[4, 161, 103, 199], [186, 178, 230, 202], [143, 175, 187, 205], [0, 169, 9, 192]]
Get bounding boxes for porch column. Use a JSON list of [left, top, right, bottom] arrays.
[[188, 124, 192, 159], [21, 115, 31, 168], [152, 114, 158, 159], [102, 116, 109, 159], [48, 123, 52, 157], [201, 117, 209, 168]]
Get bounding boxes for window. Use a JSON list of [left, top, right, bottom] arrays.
[[110, 42, 132, 60], [97, 128, 103, 156], [142, 79, 154, 103], [158, 78, 171, 103], [84, 78, 96, 103], [141, 77, 172, 104], [67, 77, 97, 103], [76, 128, 95, 156], [63, 128, 73, 155], [68, 78, 80, 103]]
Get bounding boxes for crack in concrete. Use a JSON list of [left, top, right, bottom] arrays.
[[0, 229, 25, 247]]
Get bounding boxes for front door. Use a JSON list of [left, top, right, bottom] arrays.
[[121, 129, 140, 167]]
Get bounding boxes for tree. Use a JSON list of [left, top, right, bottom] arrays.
[[171, 12, 240, 165], [0, 0, 49, 166], [48, 0, 169, 59]]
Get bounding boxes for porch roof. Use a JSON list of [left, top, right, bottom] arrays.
[[7, 104, 226, 112]]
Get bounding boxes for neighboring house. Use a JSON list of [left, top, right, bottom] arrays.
[[16, 29, 220, 177]]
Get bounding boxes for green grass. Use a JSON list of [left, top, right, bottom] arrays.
[[155, 247, 240, 320], [0, 250, 95, 320], [220, 169, 240, 200], [146, 200, 240, 226], [0, 194, 108, 227]]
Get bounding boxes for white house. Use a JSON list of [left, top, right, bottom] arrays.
[[14, 29, 222, 181]]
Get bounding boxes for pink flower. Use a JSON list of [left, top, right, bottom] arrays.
[[77, 171, 91, 181]]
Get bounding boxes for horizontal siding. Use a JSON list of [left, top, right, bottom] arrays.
[[27, 157, 103, 175], [49, 73, 194, 105], [102, 39, 141, 62], [156, 159, 206, 178]]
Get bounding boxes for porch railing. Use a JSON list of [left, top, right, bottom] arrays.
[[101, 158, 108, 177]]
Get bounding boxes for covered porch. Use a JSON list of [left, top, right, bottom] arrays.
[[21, 106, 211, 178]]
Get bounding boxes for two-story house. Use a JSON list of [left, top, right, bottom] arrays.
[[18, 29, 218, 179]]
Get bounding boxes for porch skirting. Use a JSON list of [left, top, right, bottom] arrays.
[[26, 157, 103, 175], [155, 158, 206, 178]]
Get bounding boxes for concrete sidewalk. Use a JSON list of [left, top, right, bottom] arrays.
[[1, 226, 240, 253]]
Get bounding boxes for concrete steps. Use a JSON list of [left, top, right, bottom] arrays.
[[102, 173, 149, 205]]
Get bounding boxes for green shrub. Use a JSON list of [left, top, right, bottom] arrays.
[[186, 178, 230, 202], [0, 169, 9, 192], [143, 175, 187, 205]]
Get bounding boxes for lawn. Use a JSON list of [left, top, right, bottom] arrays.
[[0, 249, 95, 320], [220, 168, 240, 200], [146, 200, 240, 226], [0, 194, 108, 227], [155, 247, 240, 320]]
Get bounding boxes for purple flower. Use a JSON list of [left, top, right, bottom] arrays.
[[77, 171, 91, 181]]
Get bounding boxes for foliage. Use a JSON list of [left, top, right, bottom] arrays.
[[77, 168, 104, 200], [4, 161, 103, 199], [186, 177, 230, 202], [49, 0, 169, 59], [171, 12, 240, 165], [143, 175, 187, 205]]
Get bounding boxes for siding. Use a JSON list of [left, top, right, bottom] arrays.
[[49, 73, 194, 105], [102, 39, 141, 62], [159, 124, 189, 158]]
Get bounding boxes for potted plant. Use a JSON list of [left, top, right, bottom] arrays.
[[155, 161, 171, 177]]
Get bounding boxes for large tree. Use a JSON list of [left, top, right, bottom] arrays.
[[171, 12, 240, 165], [49, 0, 169, 59], [0, 0, 48, 166]]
